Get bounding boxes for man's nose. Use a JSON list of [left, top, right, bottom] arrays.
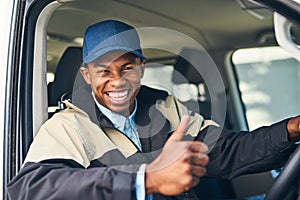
[[110, 70, 126, 86]]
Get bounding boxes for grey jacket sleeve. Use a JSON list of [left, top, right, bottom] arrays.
[[7, 159, 140, 200], [198, 119, 297, 179]]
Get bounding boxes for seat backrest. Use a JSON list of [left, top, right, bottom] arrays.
[[172, 47, 235, 199], [172, 47, 213, 119], [48, 46, 83, 107]]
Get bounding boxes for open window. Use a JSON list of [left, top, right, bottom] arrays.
[[232, 46, 300, 130]]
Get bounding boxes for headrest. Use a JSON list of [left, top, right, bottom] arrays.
[[172, 48, 212, 85], [48, 46, 82, 106]]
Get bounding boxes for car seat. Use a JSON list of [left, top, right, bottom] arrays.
[[172, 47, 236, 199]]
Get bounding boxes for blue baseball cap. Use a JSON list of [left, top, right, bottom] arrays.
[[82, 20, 146, 64]]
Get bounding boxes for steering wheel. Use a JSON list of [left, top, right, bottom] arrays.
[[265, 145, 300, 200]]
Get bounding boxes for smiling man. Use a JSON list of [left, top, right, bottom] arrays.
[[7, 20, 300, 200]]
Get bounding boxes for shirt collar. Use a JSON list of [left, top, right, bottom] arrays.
[[92, 92, 137, 131]]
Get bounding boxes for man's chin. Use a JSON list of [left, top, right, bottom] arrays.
[[104, 95, 134, 116], [109, 105, 132, 116]]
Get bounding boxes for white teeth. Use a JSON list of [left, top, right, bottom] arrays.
[[108, 90, 128, 100]]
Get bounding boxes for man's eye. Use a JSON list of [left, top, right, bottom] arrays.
[[123, 66, 135, 71], [96, 69, 109, 74]]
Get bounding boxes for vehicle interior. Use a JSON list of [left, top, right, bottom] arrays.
[[4, 0, 300, 199]]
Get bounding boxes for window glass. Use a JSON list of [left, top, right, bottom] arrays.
[[232, 46, 300, 130]]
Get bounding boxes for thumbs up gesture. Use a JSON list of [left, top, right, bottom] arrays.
[[145, 115, 209, 195]]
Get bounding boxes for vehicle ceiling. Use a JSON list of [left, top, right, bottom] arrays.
[[46, 0, 275, 72]]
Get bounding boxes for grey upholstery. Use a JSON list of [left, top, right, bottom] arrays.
[[172, 47, 235, 199], [172, 47, 212, 119], [47, 46, 83, 107]]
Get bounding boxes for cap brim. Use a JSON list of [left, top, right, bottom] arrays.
[[83, 46, 146, 64]]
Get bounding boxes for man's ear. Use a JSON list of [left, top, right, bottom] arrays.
[[140, 61, 146, 78], [80, 67, 91, 84]]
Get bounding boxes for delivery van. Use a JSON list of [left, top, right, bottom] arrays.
[[0, 0, 299, 199]]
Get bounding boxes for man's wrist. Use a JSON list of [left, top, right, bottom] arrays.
[[145, 163, 159, 195]]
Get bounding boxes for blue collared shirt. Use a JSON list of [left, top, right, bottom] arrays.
[[93, 94, 142, 151]]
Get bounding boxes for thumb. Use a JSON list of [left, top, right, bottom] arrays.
[[167, 115, 190, 143]]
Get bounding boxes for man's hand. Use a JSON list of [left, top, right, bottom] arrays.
[[287, 115, 300, 142], [145, 115, 209, 195]]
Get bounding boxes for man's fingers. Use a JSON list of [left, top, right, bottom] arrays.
[[191, 165, 207, 177], [191, 153, 209, 166], [189, 142, 208, 153], [166, 115, 190, 143], [287, 116, 300, 142], [184, 167, 205, 190]]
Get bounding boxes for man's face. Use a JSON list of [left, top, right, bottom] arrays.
[[80, 50, 145, 116]]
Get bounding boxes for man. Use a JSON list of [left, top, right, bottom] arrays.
[[7, 20, 300, 200]]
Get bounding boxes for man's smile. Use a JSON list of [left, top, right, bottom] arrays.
[[106, 90, 129, 103]]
